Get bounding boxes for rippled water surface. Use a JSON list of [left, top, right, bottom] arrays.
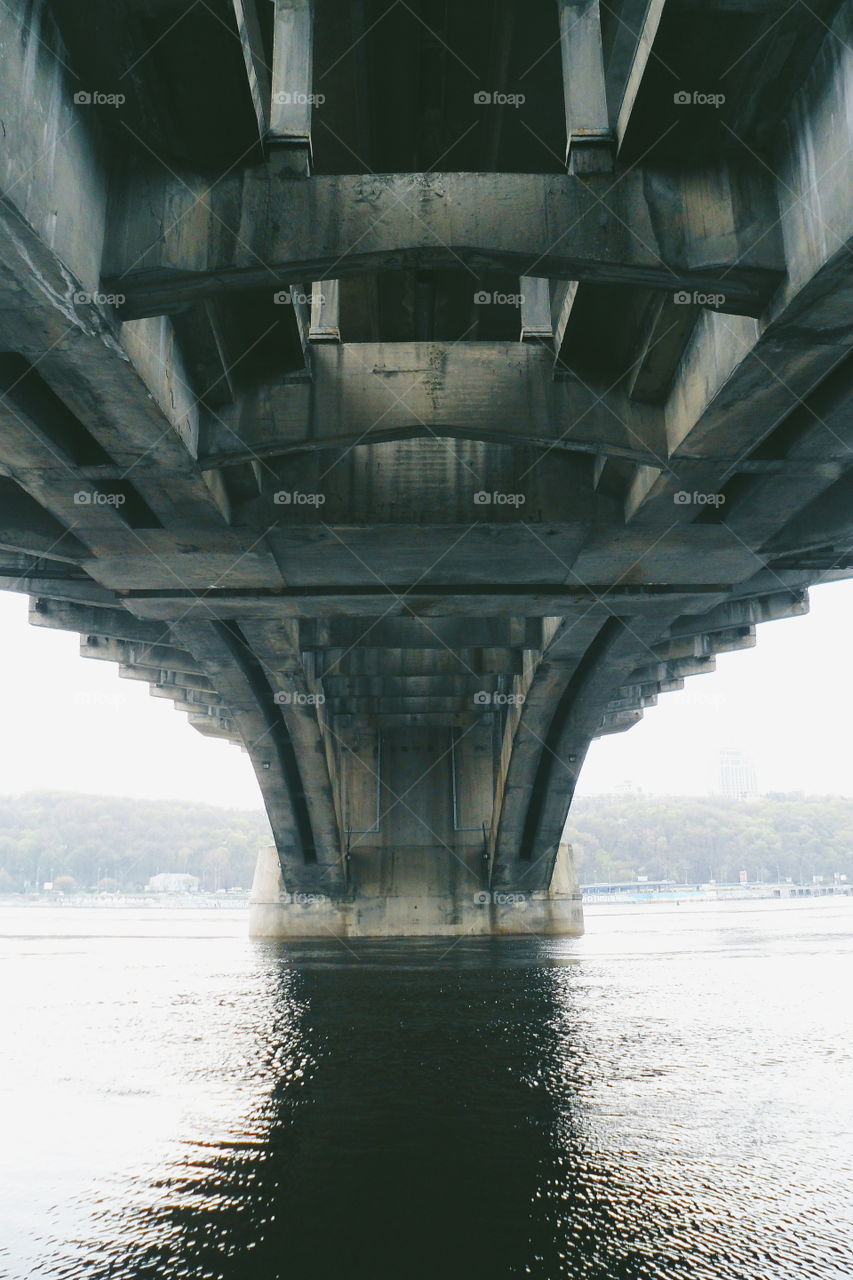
[[1, 898, 852, 1280]]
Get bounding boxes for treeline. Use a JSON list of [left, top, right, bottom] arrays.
[[567, 793, 853, 885], [0, 791, 851, 894], [0, 792, 271, 893]]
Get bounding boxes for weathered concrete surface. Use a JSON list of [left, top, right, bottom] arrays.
[[200, 343, 665, 468], [104, 168, 782, 319], [249, 842, 583, 939]]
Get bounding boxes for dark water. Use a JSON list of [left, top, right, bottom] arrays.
[[1, 900, 852, 1280]]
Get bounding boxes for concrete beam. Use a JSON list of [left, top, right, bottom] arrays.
[[551, 281, 581, 373], [0, 478, 89, 564], [634, 1, 853, 522], [519, 278, 554, 343], [326, 696, 484, 716], [170, 302, 236, 410], [0, 0, 223, 532], [309, 280, 341, 342], [711, 627, 756, 654], [188, 712, 241, 743], [626, 293, 699, 403], [628, 656, 717, 684], [596, 709, 644, 735], [649, 626, 756, 661], [200, 343, 665, 469], [28, 598, 173, 645], [335, 711, 493, 729], [232, 0, 272, 144], [150, 684, 224, 709], [319, 648, 526, 677], [269, 0, 314, 174], [104, 169, 783, 320], [118, 665, 217, 694], [79, 635, 204, 675], [322, 675, 498, 699], [0, 569, 115, 608], [668, 589, 808, 637], [604, 690, 658, 713], [615, 0, 667, 154], [557, 0, 613, 173], [301, 617, 546, 651], [114, 580, 732, 624]]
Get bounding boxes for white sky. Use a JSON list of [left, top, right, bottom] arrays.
[[0, 578, 850, 805]]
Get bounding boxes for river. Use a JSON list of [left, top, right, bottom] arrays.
[[1, 897, 851, 1279]]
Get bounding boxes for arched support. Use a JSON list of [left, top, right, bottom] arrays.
[[172, 618, 345, 896], [490, 613, 674, 893]]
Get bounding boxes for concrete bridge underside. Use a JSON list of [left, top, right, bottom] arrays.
[[2, 0, 853, 934]]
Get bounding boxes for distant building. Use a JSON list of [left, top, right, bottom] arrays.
[[719, 750, 758, 800], [147, 872, 200, 893]]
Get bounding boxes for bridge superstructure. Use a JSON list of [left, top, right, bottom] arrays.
[[1, 0, 852, 934]]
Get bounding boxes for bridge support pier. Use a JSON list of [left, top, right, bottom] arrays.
[[248, 842, 584, 940]]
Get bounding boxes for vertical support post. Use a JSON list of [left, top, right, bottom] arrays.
[[232, 0, 271, 143], [309, 280, 341, 342], [551, 279, 580, 372], [519, 278, 553, 343], [556, 0, 613, 174], [270, 0, 315, 177]]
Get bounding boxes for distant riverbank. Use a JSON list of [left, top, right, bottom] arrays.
[[0, 892, 249, 910]]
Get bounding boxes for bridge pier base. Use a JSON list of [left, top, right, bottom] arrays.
[[248, 843, 584, 939]]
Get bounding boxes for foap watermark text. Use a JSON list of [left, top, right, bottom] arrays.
[[474, 491, 525, 507], [274, 491, 326, 507], [473, 891, 528, 907], [74, 90, 126, 108], [74, 490, 126, 507], [674, 491, 725, 507], [473, 691, 525, 707], [673, 90, 725, 108], [674, 290, 726, 308], [474, 91, 525, 108], [274, 691, 326, 706]]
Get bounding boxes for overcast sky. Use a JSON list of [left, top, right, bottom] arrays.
[[0, 579, 850, 807]]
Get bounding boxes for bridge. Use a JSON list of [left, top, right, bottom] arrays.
[[1, 0, 852, 936]]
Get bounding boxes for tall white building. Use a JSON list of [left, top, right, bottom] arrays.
[[719, 750, 758, 800]]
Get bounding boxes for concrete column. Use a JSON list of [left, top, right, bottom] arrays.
[[270, 0, 315, 176], [520, 278, 554, 343], [247, 725, 584, 939], [309, 279, 341, 342], [556, 0, 613, 173], [232, 0, 272, 142], [247, 839, 583, 939], [551, 279, 580, 371]]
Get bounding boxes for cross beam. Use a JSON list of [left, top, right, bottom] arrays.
[[104, 169, 783, 320]]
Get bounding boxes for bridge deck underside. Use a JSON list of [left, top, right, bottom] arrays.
[[1, 0, 852, 930]]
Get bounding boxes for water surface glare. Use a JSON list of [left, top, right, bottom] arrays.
[[1, 899, 852, 1279]]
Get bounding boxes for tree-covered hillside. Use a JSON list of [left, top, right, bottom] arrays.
[[0, 791, 851, 893], [567, 793, 853, 885], [0, 792, 271, 892]]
